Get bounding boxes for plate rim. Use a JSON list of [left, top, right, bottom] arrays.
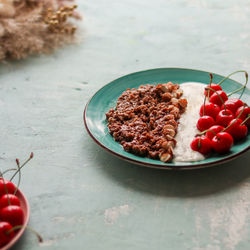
[[83, 67, 250, 170]]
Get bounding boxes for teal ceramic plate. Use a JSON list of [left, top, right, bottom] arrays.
[[84, 68, 250, 170]]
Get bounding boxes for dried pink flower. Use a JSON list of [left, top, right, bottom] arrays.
[[0, 0, 81, 61]]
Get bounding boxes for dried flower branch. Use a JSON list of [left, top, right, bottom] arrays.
[[0, 0, 81, 61]]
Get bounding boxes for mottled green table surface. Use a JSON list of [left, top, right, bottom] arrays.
[[1, 0, 250, 249]]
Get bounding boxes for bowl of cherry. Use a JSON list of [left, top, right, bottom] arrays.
[[0, 187, 30, 250], [0, 153, 42, 249]]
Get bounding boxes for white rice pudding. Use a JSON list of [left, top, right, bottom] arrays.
[[173, 82, 206, 162]]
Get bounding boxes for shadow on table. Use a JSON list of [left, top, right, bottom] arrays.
[[91, 142, 250, 198]]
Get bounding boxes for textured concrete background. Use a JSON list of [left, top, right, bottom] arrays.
[[0, 0, 250, 249]]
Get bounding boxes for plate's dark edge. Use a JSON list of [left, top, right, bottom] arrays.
[[83, 68, 250, 170]]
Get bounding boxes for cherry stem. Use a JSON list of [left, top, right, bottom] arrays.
[[14, 159, 21, 195], [227, 72, 248, 98], [10, 152, 34, 182], [241, 114, 250, 125], [198, 137, 201, 149], [2, 168, 17, 175], [222, 105, 246, 132], [0, 171, 11, 206], [217, 70, 247, 86], [196, 130, 207, 136], [203, 73, 213, 116], [197, 128, 219, 139], [6, 225, 43, 243], [205, 86, 227, 115], [207, 73, 213, 99], [202, 96, 206, 116]]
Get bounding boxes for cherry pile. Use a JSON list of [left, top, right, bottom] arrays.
[[191, 71, 250, 155], [0, 153, 42, 248]]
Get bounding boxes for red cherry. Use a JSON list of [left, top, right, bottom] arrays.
[[0, 179, 16, 197], [224, 119, 248, 140], [205, 125, 225, 140], [197, 116, 215, 131], [216, 109, 234, 127], [211, 132, 234, 154], [199, 102, 221, 119], [0, 221, 15, 247], [222, 98, 244, 114], [209, 90, 228, 106], [235, 106, 250, 127], [0, 205, 24, 227], [190, 137, 212, 155], [0, 194, 21, 209], [204, 83, 222, 97]]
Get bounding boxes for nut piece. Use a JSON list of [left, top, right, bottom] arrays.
[[162, 127, 176, 137], [178, 99, 188, 109], [164, 114, 175, 121], [171, 98, 179, 106], [165, 134, 174, 140], [175, 89, 183, 98], [161, 141, 169, 150], [161, 140, 175, 150], [160, 84, 170, 93], [160, 152, 173, 162], [162, 124, 175, 131], [162, 92, 172, 101], [170, 107, 180, 118], [167, 119, 178, 129], [160, 82, 178, 92]]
